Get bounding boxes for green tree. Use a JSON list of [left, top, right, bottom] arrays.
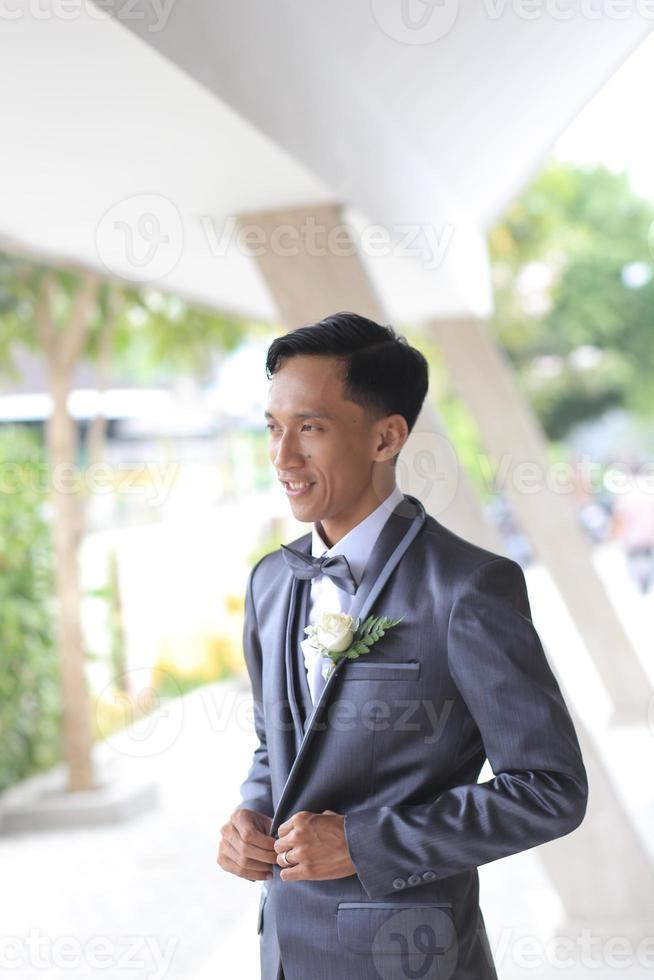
[[0, 427, 60, 791], [0, 251, 248, 791], [489, 162, 654, 438]]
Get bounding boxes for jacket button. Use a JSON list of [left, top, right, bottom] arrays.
[[408, 874, 421, 885], [392, 877, 406, 889], [422, 870, 436, 881]]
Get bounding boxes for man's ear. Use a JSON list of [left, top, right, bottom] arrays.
[[376, 413, 407, 460]]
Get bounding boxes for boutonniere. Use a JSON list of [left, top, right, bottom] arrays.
[[303, 610, 406, 681]]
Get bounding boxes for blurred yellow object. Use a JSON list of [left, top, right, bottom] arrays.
[[149, 593, 247, 694]]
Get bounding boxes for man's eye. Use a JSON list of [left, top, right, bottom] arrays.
[[266, 423, 319, 431]]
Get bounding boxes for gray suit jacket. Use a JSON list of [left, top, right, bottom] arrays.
[[236, 493, 588, 980]]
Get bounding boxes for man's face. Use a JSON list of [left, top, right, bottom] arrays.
[[265, 354, 381, 522]]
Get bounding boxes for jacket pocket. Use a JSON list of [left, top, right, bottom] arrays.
[[340, 660, 421, 682], [336, 901, 457, 965]]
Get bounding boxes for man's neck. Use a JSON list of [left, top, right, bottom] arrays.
[[318, 484, 398, 548]]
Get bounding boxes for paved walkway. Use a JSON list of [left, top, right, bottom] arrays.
[[0, 679, 262, 979]]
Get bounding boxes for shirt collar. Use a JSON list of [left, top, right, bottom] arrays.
[[311, 484, 405, 587]]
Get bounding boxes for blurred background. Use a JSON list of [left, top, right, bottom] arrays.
[[0, 3, 653, 978]]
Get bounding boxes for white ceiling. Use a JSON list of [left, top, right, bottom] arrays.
[[126, 0, 651, 227], [0, 2, 650, 325]]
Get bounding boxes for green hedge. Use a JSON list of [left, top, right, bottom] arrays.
[[0, 426, 61, 792]]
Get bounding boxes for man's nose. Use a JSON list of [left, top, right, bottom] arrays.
[[273, 432, 303, 468]]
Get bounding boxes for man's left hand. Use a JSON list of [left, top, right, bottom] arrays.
[[274, 809, 356, 881]]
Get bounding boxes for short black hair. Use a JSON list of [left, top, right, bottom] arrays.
[[265, 311, 429, 466]]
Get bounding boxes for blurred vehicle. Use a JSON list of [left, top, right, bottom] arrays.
[[578, 497, 613, 544], [611, 472, 654, 594], [485, 495, 534, 567]]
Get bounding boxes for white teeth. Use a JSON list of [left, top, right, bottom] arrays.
[[288, 482, 310, 490]]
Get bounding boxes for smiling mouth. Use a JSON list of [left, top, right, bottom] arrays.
[[282, 480, 316, 496]]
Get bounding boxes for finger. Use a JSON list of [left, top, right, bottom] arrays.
[[218, 850, 273, 881], [230, 822, 277, 861], [275, 845, 299, 868], [235, 832, 277, 862], [232, 834, 277, 865], [231, 814, 278, 853], [277, 810, 307, 835], [273, 831, 298, 854], [276, 848, 300, 870], [222, 836, 275, 873], [280, 862, 305, 882]]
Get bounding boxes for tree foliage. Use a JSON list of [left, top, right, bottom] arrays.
[[0, 253, 247, 384], [0, 426, 61, 791], [488, 163, 654, 438]]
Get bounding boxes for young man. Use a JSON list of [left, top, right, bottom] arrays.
[[217, 312, 588, 980]]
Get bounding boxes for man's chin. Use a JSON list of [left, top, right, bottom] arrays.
[[287, 495, 322, 522], [288, 501, 320, 521]]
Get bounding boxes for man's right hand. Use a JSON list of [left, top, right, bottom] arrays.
[[217, 807, 277, 882]]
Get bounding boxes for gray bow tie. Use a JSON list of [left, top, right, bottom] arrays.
[[280, 543, 358, 595]]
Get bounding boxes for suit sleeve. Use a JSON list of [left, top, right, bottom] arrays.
[[343, 556, 589, 899], [233, 561, 274, 818]]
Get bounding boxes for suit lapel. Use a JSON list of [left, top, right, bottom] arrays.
[[283, 576, 306, 755], [271, 492, 426, 834], [281, 545, 318, 751], [344, 490, 421, 627], [295, 580, 314, 732], [271, 569, 303, 784]]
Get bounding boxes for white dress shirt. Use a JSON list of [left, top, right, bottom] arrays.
[[299, 483, 405, 705]]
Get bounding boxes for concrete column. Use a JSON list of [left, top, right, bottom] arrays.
[[238, 203, 383, 326], [538, 721, 654, 944], [429, 316, 651, 726]]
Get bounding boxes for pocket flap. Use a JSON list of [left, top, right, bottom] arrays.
[[341, 660, 421, 682]]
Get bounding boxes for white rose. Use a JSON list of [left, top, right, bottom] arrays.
[[315, 611, 355, 653]]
